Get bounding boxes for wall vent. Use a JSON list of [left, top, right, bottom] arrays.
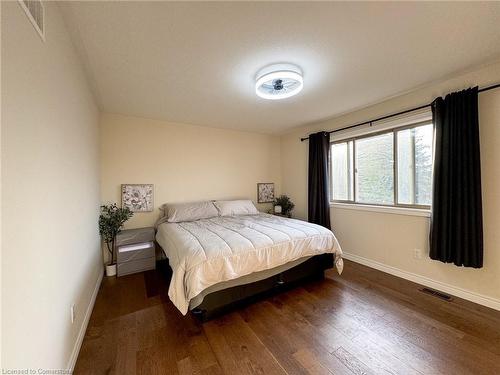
[[420, 287, 452, 301], [18, 0, 45, 41]]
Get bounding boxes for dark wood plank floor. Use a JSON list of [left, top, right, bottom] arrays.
[[74, 260, 500, 375]]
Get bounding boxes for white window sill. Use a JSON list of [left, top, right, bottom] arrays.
[[330, 202, 431, 217]]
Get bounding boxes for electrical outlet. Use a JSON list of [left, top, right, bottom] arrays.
[[413, 249, 423, 260], [71, 304, 76, 324]]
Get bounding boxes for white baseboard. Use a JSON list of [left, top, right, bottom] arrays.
[[67, 270, 103, 372], [343, 252, 500, 312]]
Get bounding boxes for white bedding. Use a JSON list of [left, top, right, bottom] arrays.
[[156, 213, 343, 314]]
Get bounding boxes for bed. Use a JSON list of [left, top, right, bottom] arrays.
[[155, 200, 343, 320]]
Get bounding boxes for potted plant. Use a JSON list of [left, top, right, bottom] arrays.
[[99, 203, 133, 276], [274, 195, 295, 218]]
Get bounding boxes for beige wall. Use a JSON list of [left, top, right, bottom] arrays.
[[281, 61, 500, 308], [0, 1, 3, 368], [1, 2, 101, 370], [100, 114, 282, 229]]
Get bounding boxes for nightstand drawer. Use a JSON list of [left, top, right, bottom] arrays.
[[116, 227, 155, 246], [117, 241, 155, 263], [117, 256, 155, 277]]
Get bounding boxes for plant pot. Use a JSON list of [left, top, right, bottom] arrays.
[[105, 264, 117, 277]]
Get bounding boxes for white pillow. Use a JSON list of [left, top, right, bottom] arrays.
[[214, 200, 259, 216], [164, 201, 219, 223]]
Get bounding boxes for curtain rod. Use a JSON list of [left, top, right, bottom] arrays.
[[300, 82, 500, 142]]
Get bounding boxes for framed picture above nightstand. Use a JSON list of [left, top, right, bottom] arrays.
[[257, 182, 275, 203], [121, 184, 154, 212]]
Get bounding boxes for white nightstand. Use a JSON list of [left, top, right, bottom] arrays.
[[115, 227, 155, 277]]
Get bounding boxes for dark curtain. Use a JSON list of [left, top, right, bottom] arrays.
[[308, 131, 331, 229], [430, 87, 483, 268]]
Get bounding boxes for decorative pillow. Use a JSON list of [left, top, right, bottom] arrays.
[[164, 201, 219, 223], [213, 200, 259, 216]]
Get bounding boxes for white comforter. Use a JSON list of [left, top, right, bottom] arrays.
[[156, 213, 343, 314]]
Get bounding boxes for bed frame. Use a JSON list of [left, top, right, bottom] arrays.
[[157, 252, 334, 321]]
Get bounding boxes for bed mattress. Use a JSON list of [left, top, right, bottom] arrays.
[[156, 213, 343, 314]]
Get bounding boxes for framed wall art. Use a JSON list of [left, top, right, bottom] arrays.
[[257, 183, 275, 203], [121, 184, 154, 212]]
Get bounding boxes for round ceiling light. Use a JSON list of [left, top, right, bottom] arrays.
[[255, 63, 303, 100]]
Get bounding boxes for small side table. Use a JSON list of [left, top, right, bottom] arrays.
[[115, 227, 155, 277], [267, 210, 292, 218], [272, 213, 292, 218]]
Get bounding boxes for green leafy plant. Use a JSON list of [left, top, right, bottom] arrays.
[[98, 203, 133, 265], [274, 195, 295, 217]]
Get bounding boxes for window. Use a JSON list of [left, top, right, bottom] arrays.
[[330, 122, 433, 208], [331, 141, 353, 201], [355, 132, 394, 205]]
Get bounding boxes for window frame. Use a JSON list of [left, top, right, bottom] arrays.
[[329, 120, 433, 210]]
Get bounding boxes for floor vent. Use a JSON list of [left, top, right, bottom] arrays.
[[18, 0, 45, 41], [420, 287, 452, 301]]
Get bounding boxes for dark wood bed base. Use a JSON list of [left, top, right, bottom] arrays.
[[158, 252, 334, 322]]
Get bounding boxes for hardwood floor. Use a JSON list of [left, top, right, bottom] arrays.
[[74, 260, 500, 374]]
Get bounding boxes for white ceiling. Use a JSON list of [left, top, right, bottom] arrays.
[[60, 2, 500, 134]]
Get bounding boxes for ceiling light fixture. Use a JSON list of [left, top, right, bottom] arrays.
[[255, 63, 303, 100]]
